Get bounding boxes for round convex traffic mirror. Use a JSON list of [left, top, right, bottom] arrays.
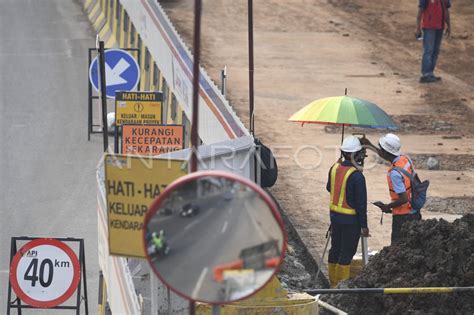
[[143, 171, 286, 304]]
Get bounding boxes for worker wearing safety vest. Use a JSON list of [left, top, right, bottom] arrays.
[[362, 134, 422, 244], [416, 0, 451, 83], [152, 231, 164, 250], [326, 136, 369, 288]]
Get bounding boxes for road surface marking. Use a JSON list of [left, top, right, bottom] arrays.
[[245, 199, 267, 241], [192, 267, 208, 299], [221, 221, 228, 233], [169, 207, 216, 242], [184, 219, 200, 230], [151, 214, 175, 224]]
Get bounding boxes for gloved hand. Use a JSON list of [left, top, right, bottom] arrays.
[[381, 207, 392, 214], [373, 201, 392, 213], [361, 228, 370, 237]]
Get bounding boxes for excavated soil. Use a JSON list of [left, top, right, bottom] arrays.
[[277, 202, 328, 291], [425, 197, 474, 215], [262, 191, 328, 291], [322, 215, 474, 314], [410, 154, 474, 171]]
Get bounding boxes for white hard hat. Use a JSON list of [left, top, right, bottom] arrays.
[[340, 136, 362, 153], [379, 133, 401, 156]]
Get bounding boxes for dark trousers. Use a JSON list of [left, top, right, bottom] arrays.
[[392, 213, 422, 244], [328, 223, 361, 265]]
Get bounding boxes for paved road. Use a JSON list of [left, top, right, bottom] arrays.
[[147, 190, 283, 302], [0, 0, 101, 313]]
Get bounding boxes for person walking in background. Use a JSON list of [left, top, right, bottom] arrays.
[[416, 0, 451, 83], [326, 136, 369, 288], [361, 134, 422, 244]]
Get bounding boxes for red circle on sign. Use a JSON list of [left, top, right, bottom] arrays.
[[9, 239, 81, 308]]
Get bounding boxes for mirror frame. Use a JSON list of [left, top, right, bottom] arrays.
[[142, 170, 287, 304]]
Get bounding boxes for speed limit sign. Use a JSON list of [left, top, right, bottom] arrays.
[[9, 238, 81, 308]]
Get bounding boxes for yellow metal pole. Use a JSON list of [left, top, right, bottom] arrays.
[[307, 286, 474, 295], [384, 287, 453, 294]]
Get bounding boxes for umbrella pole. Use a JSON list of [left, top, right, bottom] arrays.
[[343, 88, 346, 143], [341, 124, 345, 144], [339, 124, 345, 159]]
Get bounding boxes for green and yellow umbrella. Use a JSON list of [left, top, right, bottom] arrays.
[[288, 95, 397, 141]]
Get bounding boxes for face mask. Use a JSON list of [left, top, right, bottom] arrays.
[[351, 149, 367, 168]]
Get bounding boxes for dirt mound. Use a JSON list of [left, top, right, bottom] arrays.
[[322, 215, 474, 314]]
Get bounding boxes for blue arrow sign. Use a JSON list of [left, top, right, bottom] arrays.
[[89, 49, 141, 99]]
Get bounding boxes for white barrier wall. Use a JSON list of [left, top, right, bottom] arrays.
[[121, 0, 249, 144]]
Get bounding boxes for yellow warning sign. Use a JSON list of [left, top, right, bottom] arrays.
[[115, 91, 163, 126], [104, 154, 187, 257]]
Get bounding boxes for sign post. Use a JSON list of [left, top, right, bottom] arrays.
[[98, 41, 109, 152], [7, 237, 88, 315]]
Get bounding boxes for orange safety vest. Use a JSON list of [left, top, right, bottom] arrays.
[[387, 155, 413, 215], [329, 163, 357, 216]]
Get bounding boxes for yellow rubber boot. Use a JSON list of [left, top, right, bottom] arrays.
[[328, 263, 338, 288], [337, 264, 351, 284]]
